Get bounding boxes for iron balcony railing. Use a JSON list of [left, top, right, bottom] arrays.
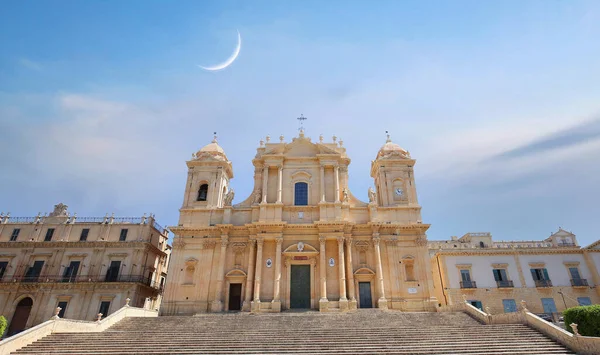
[[496, 280, 514, 288], [460, 281, 477, 289], [0, 274, 163, 291], [534, 279, 553, 287], [570, 278, 588, 287]]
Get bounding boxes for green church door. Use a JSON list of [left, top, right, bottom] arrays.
[[359, 282, 373, 308], [290, 265, 311, 309]]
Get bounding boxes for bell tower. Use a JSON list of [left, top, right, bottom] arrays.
[[181, 135, 233, 209], [370, 134, 420, 215]]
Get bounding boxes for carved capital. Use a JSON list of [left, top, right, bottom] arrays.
[[337, 236, 345, 245], [415, 236, 428, 247], [172, 238, 186, 250], [275, 237, 283, 245], [345, 236, 353, 246], [319, 236, 327, 245], [256, 237, 264, 248], [372, 236, 381, 247], [203, 240, 217, 249], [220, 236, 229, 248]]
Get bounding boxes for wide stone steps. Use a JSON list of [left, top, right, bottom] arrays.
[[12, 311, 574, 355]]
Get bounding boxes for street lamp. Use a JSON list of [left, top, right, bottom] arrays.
[[557, 291, 567, 310]]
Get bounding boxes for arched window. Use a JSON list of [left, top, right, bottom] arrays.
[[197, 184, 208, 201], [294, 182, 308, 206]]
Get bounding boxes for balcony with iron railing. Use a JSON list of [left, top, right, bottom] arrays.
[[534, 279, 553, 288], [570, 278, 588, 287], [496, 280, 514, 288], [0, 274, 164, 292], [460, 280, 477, 289]]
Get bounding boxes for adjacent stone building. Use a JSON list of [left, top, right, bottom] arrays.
[[430, 229, 600, 314], [162, 131, 437, 314], [0, 204, 170, 336]]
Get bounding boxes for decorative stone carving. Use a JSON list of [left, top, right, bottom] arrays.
[[415, 236, 428, 247], [253, 190, 262, 204], [368, 187, 377, 203], [172, 238, 186, 250], [297, 242, 305, 252], [342, 188, 349, 203], [203, 241, 217, 249], [231, 242, 247, 253], [49, 203, 68, 217], [224, 189, 235, 206], [372, 236, 381, 247], [354, 241, 370, 251]]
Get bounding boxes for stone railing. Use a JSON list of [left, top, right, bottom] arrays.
[[0, 298, 158, 355], [439, 296, 600, 355]]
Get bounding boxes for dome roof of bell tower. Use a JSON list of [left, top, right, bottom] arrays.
[[376, 134, 411, 160]]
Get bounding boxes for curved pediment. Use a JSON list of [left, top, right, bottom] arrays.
[[354, 267, 376, 275], [225, 269, 247, 278], [283, 242, 318, 254]]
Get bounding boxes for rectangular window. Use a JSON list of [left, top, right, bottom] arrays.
[[0, 261, 8, 280], [79, 229, 89, 241], [44, 228, 55, 241], [541, 298, 557, 314], [294, 182, 308, 206], [493, 269, 507, 281], [569, 267, 581, 280], [577, 297, 592, 306], [10, 228, 20, 241], [98, 301, 111, 318], [105, 260, 121, 282], [460, 269, 471, 282], [530, 268, 549, 280], [62, 261, 80, 282], [24, 260, 44, 282], [469, 300, 483, 310], [502, 299, 517, 313], [57, 301, 68, 318], [119, 229, 128, 241]]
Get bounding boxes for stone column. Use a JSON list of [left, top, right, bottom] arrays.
[[272, 237, 283, 311], [337, 237, 348, 311], [211, 235, 228, 312], [334, 166, 340, 202], [251, 237, 264, 312], [242, 239, 256, 311], [262, 165, 269, 203], [320, 165, 325, 202], [373, 235, 388, 309], [345, 237, 357, 309], [319, 236, 329, 311], [276, 166, 283, 203]]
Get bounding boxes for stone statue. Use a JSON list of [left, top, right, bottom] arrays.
[[224, 189, 235, 206], [253, 190, 262, 204], [49, 203, 68, 217], [368, 187, 377, 203], [342, 188, 349, 202]]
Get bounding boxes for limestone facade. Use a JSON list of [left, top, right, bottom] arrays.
[[162, 131, 437, 314], [430, 230, 600, 314], [0, 204, 170, 336]]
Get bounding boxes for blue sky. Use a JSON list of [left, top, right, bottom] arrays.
[[1, 1, 600, 245]]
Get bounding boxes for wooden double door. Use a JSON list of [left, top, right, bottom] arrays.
[[290, 265, 311, 309]]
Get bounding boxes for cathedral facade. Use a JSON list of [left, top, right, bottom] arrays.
[[162, 130, 437, 314]]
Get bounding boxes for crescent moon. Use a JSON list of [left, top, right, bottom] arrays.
[[198, 30, 241, 71]]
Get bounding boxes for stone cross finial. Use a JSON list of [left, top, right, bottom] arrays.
[[96, 313, 103, 322], [570, 323, 579, 336], [386, 130, 391, 143], [212, 132, 217, 143], [125, 298, 131, 307]]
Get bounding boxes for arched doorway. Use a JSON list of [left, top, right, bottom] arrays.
[[8, 297, 33, 336]]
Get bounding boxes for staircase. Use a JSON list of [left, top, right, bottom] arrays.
[[13, 310, 573, 354]]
